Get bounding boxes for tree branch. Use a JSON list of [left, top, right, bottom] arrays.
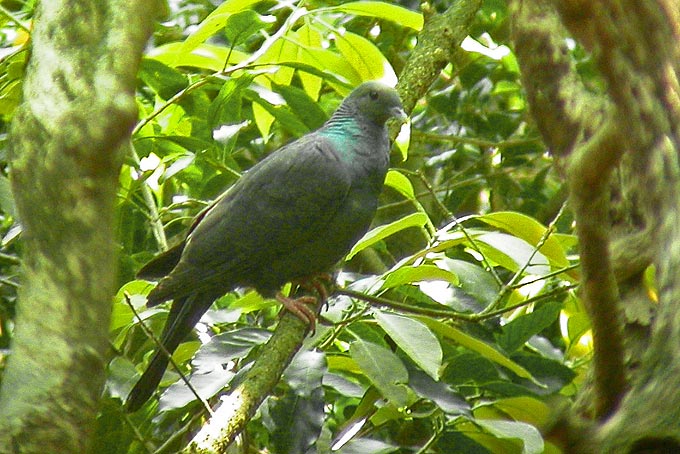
[[568, 123, 627, 420], [184, 307, 316, 453], [0, 1, 161, 452], [510, 0, 627, 421], [396, 0, 482, 114], [549, 1, 680, 452]]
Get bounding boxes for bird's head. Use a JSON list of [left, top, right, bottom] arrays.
[[342, 81, 407, 126]]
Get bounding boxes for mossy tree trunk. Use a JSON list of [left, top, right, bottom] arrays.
[[0, 1, 160, 453], [510, 1, 680, 453]]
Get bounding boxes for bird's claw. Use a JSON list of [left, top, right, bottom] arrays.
[[293, 273, 334, 306], [276, 292, 319, 333]]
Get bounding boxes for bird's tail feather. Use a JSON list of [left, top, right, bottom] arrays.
[[125, 293, 216, 412]]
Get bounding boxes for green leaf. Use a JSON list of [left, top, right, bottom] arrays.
[[224, 10, 269, 46], [295, 23, 324, 99], [208, 75, 253, 128], [477, 212, 569, 269], [438, 258, 500, 306], [394, 120, 411, 161], [334, 31, 397, 84], [384, 169, 414, 199], [498, 302, 562, 353], [348, 212, 429, 259], [149, 43, 247, 71], [381, 264, 459, 290], [138, 58, 188, 100], [246, 90, 310, 137], [417, 317, 540, 384], [374, 311, 442, 380], [0, 173, 16, 217], [272, 82, 328, 130], [476, 232, 550, 276], [296, 46, 361, 86], [257, 36, 298, 86], [332, 1, 424, 30], [488, 396, 552, 429], [476, 419, 544, 454], [182, 0, 265, 52], [252, 102, 275, 140], [350, 340, 410, 406]]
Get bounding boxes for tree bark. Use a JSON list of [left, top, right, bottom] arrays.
[[0, 1, 160, 453], [511, 0, 680, 452]]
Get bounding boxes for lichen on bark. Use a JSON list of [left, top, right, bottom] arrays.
[[0, 1, 161, 453]]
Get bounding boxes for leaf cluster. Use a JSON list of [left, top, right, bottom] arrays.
[[0, 1, 597, 453]]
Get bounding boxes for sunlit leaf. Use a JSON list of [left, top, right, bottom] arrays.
[[394, 120, 411, 160], [332, 1, 423, 30], [381, 264, 459, 290], [181, 0, 265, 52], [476, 232, 550, 276], [334, 31, 397, 85], [149, 43, 247, 71], [476, 419, 544, 454], [247, 91, 309, 137], [476, 396, 552, 429], [384, 169, 414, 199], [348, 212, 429, 259], [477, 212, 570, 269], [224, 10, 270, 46], [297, 46, 360, 86], [295, 23, 324, 99]]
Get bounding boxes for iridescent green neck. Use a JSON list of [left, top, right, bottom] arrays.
[[319, 107, 362, 149]]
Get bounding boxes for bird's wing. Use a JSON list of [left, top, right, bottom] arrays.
[[150, 133, 353, 299]]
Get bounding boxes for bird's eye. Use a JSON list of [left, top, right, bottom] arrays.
[[369, 90, 379, 100]]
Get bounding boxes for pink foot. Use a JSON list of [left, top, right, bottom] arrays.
[[292, 272, 334, 303], [276, 292, 318, 331]]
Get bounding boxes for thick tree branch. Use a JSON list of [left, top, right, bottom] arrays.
[[0, 1, 160, 453], [184, 308, 316, 453], [514, 0, 680, 452], [396, 0, 482, 114], [567, 123, 627, 420], [550, 1, 680, 452], [510, 0, 627, 422]]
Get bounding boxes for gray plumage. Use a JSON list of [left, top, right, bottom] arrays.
[[125, 81, 406, 412]]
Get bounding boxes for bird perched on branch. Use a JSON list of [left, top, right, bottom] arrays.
[[125, 81, 407, 412]]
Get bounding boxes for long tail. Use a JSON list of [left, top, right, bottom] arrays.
[[125, 292, 216, 412]]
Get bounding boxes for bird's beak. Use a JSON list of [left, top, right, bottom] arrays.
[[391, 106, 408, 123]]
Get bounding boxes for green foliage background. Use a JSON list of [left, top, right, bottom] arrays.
[[0, 1, 594, 453]]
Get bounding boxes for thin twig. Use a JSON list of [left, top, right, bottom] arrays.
[[484, 201, 568, 314], [412, 130, 542, 149], [0, 4, 31, 34], [336, 284, 577, 322], [124, 293, 214, 416]]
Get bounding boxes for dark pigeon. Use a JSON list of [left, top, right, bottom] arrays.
[[125, 81, 406, 412]]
